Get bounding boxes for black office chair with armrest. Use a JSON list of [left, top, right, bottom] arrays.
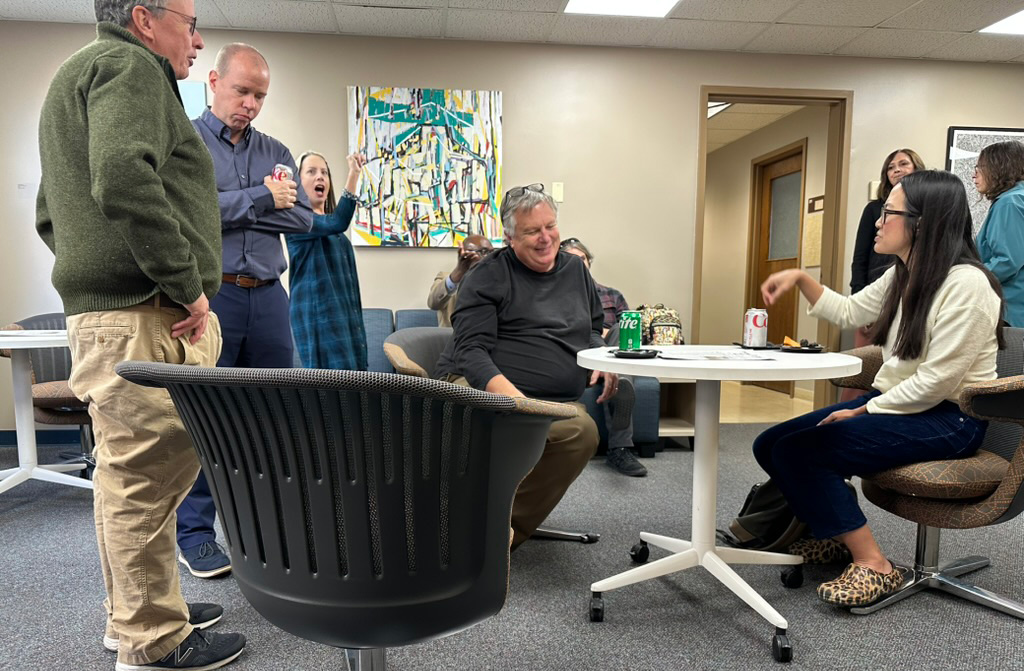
[[383, 327, 604, 544], [0, 313, 93, 476], [823, 328, 1024, 618], [116, 361, 576, 670]]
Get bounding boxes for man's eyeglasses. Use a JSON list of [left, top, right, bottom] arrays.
[[142, 5, 198, 35], [504, 183, 544, 200], [463, 246, 493, 256]]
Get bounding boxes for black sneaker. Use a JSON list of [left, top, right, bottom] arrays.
[[179, 541, 232, 579], [606, 447, 647, 477], [114, 630, 245, 671], [104, 603, 224, 652]]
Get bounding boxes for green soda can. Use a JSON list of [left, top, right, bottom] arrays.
[[618, 311, 643, 350]]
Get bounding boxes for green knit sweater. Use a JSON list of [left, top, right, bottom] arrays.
[[36, 23, 221, 316]]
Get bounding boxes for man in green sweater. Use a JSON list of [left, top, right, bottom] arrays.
[[36, 2, 244, 669]]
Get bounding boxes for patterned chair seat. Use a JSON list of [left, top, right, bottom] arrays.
[[866, 450, 1009, 501]]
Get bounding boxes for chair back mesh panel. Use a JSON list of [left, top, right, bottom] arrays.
[[16, 313, 71, 384], [979, 328, 1024, 462], [118, 363, 552, 650]]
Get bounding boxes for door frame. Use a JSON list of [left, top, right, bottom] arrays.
[[690, 86, 853, 408], [746, 139, 807, 396]]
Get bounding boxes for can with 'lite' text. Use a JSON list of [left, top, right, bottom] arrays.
[[619, 311, 643, 350], [272, 163, 293, 181]]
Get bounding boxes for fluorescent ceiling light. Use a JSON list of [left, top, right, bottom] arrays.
[[981, 9, 1024, 34], [564, 0, 679, 19], [707, 102, 731, 118]]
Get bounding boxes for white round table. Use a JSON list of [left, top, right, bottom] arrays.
[[0, 330, 93, 495], [578, 345, 861, 652]]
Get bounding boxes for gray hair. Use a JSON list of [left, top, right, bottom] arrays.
[[214, 43, 269, 76], [560, 237, 593, 264], [501, 187, 558, 238], [95, 0, 167, 27]]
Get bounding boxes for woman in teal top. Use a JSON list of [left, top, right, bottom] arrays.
[[974, 140, 1024, 327], [287, 152, 368, 370]]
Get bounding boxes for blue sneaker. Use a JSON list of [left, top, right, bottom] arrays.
[[178, 542, 231, 579]]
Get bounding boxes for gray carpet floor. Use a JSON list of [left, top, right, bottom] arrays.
[[2, 425, 1023, 670]]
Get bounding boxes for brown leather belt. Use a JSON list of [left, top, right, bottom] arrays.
[[139, 292, 187, 311], [223, 273, 272, 288]]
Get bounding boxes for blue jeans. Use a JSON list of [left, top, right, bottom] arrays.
[[176, 281, 295, 550], [752, 391, 987, 539]]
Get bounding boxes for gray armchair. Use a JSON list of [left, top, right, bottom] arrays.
[[116, 361, 576, 670], [830, 328, 1024, 618]]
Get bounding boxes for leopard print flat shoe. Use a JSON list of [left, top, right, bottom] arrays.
[[788, 538, 852, 564], [816, 562, 905, 607]]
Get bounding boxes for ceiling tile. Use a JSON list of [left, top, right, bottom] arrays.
[[330, 0, 445, 7], [446, 10, 556, 43], [743, 24, 868, 55], [0, 0, 94, 22], [647, 19, 768, 51], [196, 0, 231, 29], [880, 0, 1024, 32], [668, 0, 803, 23], [547, 14, 662, 47], [333, 5, 443, 39], [778, 0, 921, 28], [214, 0, 339, 32], [922, 33, 1024, 62], [833, 28, 964, 58], [448, 0, 566, 10]]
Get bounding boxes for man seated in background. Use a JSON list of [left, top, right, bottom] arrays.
[[434, 183, 616, 549], [427, 234, 494, 326], [559, 237, 647, 478]]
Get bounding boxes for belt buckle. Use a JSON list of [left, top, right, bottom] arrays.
[[234, 275, 247, 287]]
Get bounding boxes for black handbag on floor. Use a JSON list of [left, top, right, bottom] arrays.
[[720, 480, 807, 553]]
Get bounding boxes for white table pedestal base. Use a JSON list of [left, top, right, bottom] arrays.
[[590, 380, 801, 632]]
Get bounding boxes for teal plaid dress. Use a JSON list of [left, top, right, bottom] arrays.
[[286, 195, 368, 370]]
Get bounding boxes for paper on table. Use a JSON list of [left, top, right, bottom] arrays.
[[657, 349, 775, 361]]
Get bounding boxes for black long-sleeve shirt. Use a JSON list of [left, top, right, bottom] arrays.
[[435, 248, 605, 402], [850, 199, 896, 294]]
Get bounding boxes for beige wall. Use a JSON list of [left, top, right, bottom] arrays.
[[2, 20, 1023, 430]]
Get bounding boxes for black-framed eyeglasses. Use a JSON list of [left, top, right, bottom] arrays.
[[559, 237, 580, 249], [142, 4, 197, 35], [504, 183, 544, 200], [881, 208, 917, 225], [463, 245, 493, 255]]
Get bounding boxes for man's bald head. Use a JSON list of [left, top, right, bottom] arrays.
[[213, 42, 268, 77], [463, 234, 493, 252]]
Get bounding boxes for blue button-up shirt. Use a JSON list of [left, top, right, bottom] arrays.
[[193, 108, 312, 280]]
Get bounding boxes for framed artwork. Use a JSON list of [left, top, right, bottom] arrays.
[[946, 126, 1024, 236], [348, 86, 503, 247]]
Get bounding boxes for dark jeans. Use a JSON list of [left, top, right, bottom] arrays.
[[752, 390, 987, 539], [176, 281, 294, 550]]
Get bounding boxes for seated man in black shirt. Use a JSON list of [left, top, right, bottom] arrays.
[[435, 183, 616, 549]]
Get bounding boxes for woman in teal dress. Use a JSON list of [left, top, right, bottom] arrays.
[[974, 140, 1024, 327], [287, 152, 368, 369]]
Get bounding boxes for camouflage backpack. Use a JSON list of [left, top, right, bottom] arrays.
[[637, 303, 684, 346]]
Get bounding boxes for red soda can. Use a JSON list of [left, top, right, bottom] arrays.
[[272, 163, 293, 181], [742, 308, 768, 347]]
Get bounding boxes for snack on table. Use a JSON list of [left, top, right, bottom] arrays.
[[783, 336, 801, 348]]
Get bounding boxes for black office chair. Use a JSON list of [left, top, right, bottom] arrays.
[[115, 362, 576, 669], [383, 327, 603, 544], [0, 312, 93, 476]]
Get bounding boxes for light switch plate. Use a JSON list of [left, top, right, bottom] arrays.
[[552, 182, 564, 202]]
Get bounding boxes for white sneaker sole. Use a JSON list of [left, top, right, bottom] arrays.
[[104, 614, 223, 652], [178, 553, 232, 579], [114, 648, 243, 671]]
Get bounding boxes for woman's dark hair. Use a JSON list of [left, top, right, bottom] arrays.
[[877, 148, 926, 201], [977, 141, 1024, 201], [868, 170, 1005, 358], [559, 237, 593, 264]]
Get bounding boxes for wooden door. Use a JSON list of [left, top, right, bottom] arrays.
[[750, 150, 804, 395]]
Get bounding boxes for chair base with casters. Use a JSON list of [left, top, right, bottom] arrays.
[[848, 524, 1024, 618], [531, 527, 600, 544]]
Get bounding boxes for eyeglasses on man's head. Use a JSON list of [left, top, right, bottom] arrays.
[[141, 4, 198, 35], [504, 183, 544, 200]]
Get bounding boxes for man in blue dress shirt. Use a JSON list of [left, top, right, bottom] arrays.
[[177, 42, 313, 577]]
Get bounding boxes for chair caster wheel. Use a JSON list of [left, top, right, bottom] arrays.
[[629, 541, 650, 564], [581, 532, 601, 544], [772, 628, 792, 663], [589, 593, 604, 622], [781, 565, 803, 588]]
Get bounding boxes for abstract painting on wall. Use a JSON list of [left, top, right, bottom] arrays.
[[347, 86, 503, 247], [946, 126, 1024, 237]]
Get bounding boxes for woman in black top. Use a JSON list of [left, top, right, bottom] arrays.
[[850, 148, 926, 294]]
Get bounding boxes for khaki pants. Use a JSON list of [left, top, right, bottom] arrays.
[[447, 376, 598, 550], [67, 305, 221, 666]]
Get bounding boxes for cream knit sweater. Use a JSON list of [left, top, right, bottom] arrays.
[[810, 264, 1002, 414]]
